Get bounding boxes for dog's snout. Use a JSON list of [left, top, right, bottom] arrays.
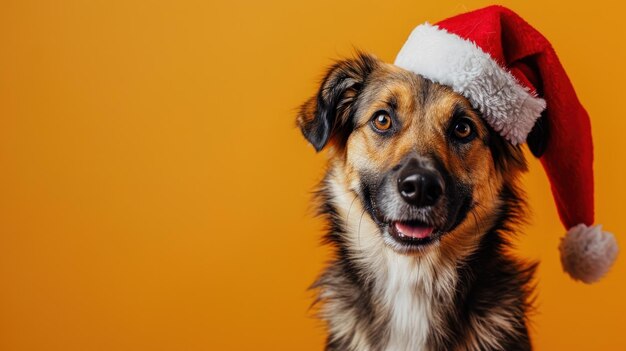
[[397, 159, 444, 207]]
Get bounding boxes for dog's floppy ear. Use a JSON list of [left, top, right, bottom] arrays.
[[297, 53, 379, 152], [526, 113, 549, 157]]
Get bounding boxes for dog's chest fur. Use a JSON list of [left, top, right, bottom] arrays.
[[379, 256, 453, 351], [320, 237, 457, 351]]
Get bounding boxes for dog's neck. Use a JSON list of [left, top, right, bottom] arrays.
[[376, 253, 456, 351], [314, 166, 534, 351]]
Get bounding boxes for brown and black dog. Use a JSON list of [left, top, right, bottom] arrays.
[[297, 53, 547, 350]]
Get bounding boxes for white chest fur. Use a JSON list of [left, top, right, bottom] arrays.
[[381, 255, 435, 351]]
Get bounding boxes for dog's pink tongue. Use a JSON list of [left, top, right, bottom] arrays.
[[395, 222, 433, 239]]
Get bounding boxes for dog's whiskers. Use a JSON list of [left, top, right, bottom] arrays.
[[358, 208, 366, 249], [346, 193, 359, 223]]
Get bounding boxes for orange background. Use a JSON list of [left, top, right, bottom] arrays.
[[1, 1, 625, 350]]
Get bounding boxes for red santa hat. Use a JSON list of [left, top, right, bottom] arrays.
[[394, 5, 618, 283]]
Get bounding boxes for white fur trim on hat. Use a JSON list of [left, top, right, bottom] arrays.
[[394, 23, 546, 145], [559, 223, 618, 284]]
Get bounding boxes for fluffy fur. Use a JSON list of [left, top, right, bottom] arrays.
[[299, 53, 541, 350], [312, 169, 536, 350]]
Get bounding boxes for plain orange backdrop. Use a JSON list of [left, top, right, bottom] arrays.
[[1, 0, 625, 350]]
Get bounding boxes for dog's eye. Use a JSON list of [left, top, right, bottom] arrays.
[[372, 112, 392, 132], [451, 118, 475, 142], [454, 121, 472, 138]]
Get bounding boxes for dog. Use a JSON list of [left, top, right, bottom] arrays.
[[297, 53, 549, 351]]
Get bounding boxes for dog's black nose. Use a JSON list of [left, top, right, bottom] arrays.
[[397, 159, 444, 207]]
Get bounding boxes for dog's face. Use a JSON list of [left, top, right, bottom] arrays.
[[298, 54, 533, 256]]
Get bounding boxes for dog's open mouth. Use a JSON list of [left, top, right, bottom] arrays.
[[388, 220, 437, 248]]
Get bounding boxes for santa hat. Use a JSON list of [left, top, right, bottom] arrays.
[[394, 5, 618, 283]]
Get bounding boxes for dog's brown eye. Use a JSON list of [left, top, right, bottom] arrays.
[[372, 113, 392, 131], [453, 120, 473, 139]]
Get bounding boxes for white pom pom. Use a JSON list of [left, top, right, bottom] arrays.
[[559, 224, 618, 284]]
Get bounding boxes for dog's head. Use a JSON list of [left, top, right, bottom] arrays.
[[298, 53, 546, 256]]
